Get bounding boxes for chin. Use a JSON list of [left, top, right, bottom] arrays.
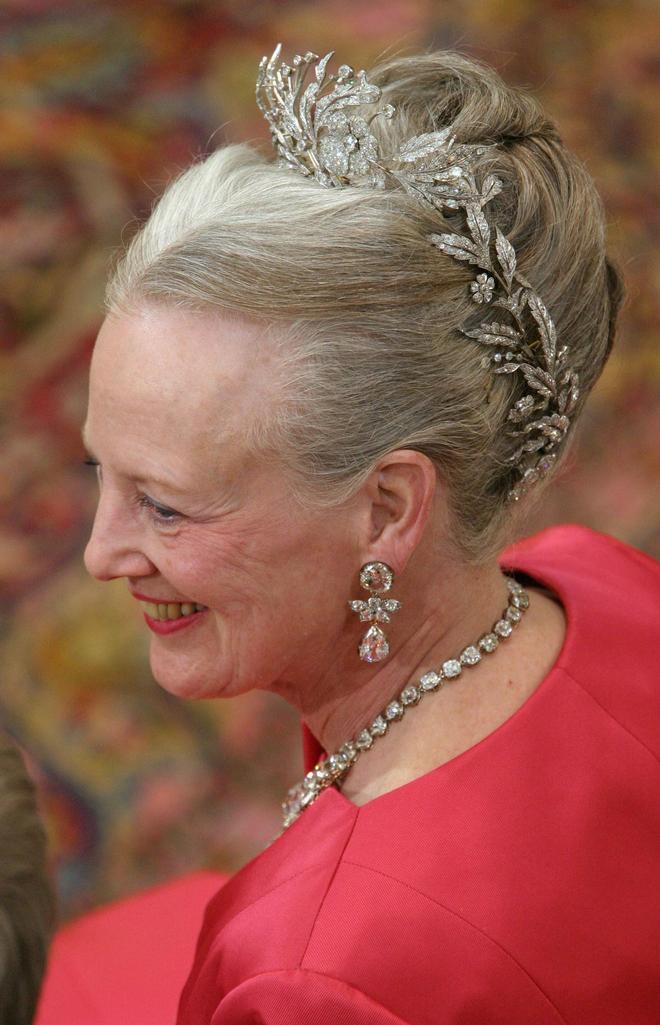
[[148, 647, 230, 701], [154, 673, 217, 701]]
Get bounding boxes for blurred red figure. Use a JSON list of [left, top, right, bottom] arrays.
[[36, 871, 224, 1025]]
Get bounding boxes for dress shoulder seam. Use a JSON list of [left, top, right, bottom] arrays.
[[331, 860, 570, 1025], [558, 666, 659, 762], [215, 967, 413, 1023], [205, 862, 321, 934], [298, 811, 360, 966]]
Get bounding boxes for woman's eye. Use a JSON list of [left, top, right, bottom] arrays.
[[137, 494, 181, 524]]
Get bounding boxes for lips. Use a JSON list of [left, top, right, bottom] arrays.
[[130, 591, 207, 621], [140, 605, 208, 637], [129, 591, 209, 636]]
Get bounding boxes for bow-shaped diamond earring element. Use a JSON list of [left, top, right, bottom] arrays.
[[349, 561, 402, 663]]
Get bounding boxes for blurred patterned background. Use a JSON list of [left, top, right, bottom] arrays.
[[1, 0, 658, 919]]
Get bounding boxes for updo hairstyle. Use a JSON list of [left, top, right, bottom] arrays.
[[106, 51, 623, 563]]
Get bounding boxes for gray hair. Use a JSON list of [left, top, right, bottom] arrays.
[[106, 50, 623, 562]]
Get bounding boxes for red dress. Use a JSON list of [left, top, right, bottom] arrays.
[[177, 526, 660, 1025]]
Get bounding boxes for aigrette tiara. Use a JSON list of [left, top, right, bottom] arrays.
[[256, 46, 580, 501]]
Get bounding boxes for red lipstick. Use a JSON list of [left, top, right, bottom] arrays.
[[142, 608, 207, 635]]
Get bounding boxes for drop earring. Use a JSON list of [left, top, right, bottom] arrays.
[[349, 561, 402, 663]]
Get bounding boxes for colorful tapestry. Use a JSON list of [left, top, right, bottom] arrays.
[[2, 0, 658, 918]]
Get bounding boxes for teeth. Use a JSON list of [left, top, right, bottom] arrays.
[[141, 600, 207, 621]]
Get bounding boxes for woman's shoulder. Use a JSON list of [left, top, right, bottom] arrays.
[[503, 523, 659, 759], [502, 523, 659, 596], [502, 523, 660, 643]]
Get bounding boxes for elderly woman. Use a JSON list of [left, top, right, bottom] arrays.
[[82, 48, 658, 1025]]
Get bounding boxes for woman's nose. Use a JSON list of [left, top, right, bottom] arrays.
[[84, 492, 154, 582]]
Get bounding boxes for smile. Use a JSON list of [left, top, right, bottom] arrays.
[[139, 600, 207, 621], [130, 591, 209, 635], [139, 602, 209, 637]]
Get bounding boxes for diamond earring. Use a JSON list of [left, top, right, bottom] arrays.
[[349, 561, 402, 663]]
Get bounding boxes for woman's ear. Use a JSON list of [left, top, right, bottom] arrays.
[[360, 450, 438, 572]]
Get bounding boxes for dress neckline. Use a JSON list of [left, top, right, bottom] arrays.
[[304, 535, 578, 819]]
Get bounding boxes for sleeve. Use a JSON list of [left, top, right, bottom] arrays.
[[211, 969, 412, 1025]]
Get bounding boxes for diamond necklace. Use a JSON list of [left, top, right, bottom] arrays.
[[281, 576, 530, 830]]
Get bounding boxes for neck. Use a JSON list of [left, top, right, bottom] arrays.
[[300, 557, 510, 756]]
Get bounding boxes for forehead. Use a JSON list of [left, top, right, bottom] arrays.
[[91, 305, 269, 409], [85, 305, 275, 479]]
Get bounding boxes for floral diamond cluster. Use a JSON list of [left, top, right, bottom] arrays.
[[349, 595, 401, 623]]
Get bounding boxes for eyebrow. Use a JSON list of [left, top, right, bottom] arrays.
[[80, 424, 188, 495]]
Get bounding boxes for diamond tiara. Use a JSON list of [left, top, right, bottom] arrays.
[[256, 46, 580, 501]]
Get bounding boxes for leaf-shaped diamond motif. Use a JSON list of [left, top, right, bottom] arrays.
[[520, 364, 555, 393], [463, 321, 522, 348], [431, 233, 485, 265], [493, 363, 522, 374], [466, 204, 490, 248], [315, 50, 334, 84], [398, 128, 454, 164], [315, 81, 380, 122], [495, 228, 516, 288], [299, 82, 320, 139], [526, 293, 557, 367], [480, 174, 503, 205]]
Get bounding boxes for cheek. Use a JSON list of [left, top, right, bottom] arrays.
[[158, 511, 352, 627], [159, 543, 259, 615], [155, 517, 301, 612]]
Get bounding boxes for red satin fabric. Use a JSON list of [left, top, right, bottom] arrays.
[[178, 526, 660, 1024], [35, 871, 225, 1025]]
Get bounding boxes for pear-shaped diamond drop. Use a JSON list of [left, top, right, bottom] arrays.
[[359, 624, 389, 663]]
